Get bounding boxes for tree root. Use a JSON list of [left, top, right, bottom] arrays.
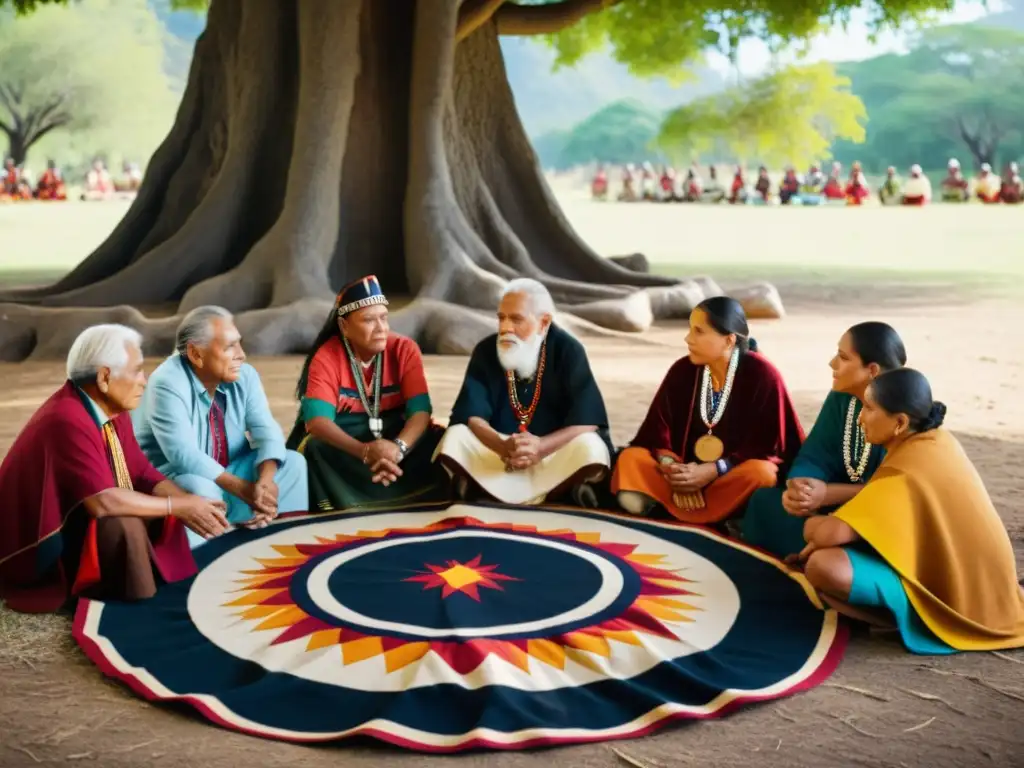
[[0, 304, 177, 362], [0, 5, 786, 363]]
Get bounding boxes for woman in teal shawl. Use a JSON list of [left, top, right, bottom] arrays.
[[741, 322, 906, 557]]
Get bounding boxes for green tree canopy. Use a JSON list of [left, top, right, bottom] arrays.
[[0, 0, 180, 167], [530, 0, 960, 79], [833, 23, 1024, 171], [657, 62, 867, 168]]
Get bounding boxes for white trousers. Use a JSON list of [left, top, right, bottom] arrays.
[[433, 424, 610, 505]]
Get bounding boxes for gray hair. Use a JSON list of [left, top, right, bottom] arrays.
[[175, 306, 233, 355], [501, 278, 555, 319], [66, 324, 143, 384]]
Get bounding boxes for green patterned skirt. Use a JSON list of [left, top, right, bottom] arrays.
[[297, 413, 450, 512]]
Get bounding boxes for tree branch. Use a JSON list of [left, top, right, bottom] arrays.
[[24, 94, 67, 141], [456, 0, 507, 42], [0, 84, 19, 120], [496, 0, 622, 36], [25, 115, 70, 149]]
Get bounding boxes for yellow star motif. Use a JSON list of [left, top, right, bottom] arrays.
[[438, 563, 485, 590], [405, 555, 521, 602]]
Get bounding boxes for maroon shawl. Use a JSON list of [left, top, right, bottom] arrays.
[[0, 381, 195, 613], [630, 352, 805, 472]]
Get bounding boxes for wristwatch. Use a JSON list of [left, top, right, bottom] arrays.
[[393, 438, 409, 463]]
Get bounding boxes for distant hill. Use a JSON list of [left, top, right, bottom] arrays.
[[499, 37, 725, 138], [538, 99, 668, 169]]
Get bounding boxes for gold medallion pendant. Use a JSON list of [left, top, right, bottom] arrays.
[[694, 433, 724, 462]]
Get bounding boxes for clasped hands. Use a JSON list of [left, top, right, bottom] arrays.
[[501, 431, 543, 471], [656, 456, 717, 493], [364, 439, 403, 486], [242, 474, 279, 529], [781, 477, 826, 517]]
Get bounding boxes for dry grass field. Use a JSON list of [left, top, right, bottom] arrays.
[[1, 191, 1022, 768]]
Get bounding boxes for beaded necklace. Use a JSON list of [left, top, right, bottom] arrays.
[[343, 337, 383, 439], [843, 397, 871, 482], [694, 347, 739, 462], [505, 338, 548, 432]]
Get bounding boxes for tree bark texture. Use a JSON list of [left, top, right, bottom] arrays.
[[0, 0, 780, 362]]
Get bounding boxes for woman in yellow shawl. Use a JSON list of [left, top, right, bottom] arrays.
[[793, 368, 1024, 653]]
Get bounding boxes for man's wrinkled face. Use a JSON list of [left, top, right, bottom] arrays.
[[101, 343, 148, 412], [496, 291, 550, 378], [190, 317, 246, 384]]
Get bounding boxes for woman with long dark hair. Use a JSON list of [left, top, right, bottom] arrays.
[[611, 296, 804, 525], [743, 322, 906, 557], [795, 368, 1024, 653], [286, 276, 447, 511]]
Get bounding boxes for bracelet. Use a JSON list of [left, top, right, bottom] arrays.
[[362, 444, 370, 465], [166, 496, 173, 517]]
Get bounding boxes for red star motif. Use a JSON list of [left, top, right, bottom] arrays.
[[403, 554, 522, 602]]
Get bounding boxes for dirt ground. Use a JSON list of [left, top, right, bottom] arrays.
[[1, 274, 1023, 767]]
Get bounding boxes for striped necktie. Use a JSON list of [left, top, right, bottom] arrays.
[[208, 399, 229, 467]]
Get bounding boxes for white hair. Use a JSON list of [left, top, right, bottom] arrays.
[[175, 305, 233, 355], [501, 278, 555, 319], [66, 324, 143, 383]]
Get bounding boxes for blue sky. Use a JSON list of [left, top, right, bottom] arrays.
[[707, 0, 1002, 76]]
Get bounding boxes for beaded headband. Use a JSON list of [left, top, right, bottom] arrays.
[[335, 275, 389, 317]]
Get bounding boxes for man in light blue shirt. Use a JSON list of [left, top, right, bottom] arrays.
[[133, 307, 308, 545]]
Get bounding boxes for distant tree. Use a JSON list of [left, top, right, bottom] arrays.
[[0, 0, 177, 166], [835, 24, 1024, 170], [658, 63, 866, 169]]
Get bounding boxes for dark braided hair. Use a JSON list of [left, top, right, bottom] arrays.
[[294, 308, 341, 400]]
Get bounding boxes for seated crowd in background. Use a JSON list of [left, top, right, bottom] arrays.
[[0, 157, 144, 203], [1, 277, 1022, 657], [593, 156, 1024, 206]]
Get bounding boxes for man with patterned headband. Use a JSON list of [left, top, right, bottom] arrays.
[[434, 278, 613, 507], [286, 276, 447, 511]]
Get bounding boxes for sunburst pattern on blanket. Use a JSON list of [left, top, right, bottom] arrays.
[[73, 504, 846, 751], [224, 516, 703, 675]]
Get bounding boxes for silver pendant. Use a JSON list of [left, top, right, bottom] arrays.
[[369, 417, 383, 438]]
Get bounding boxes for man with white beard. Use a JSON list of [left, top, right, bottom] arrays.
[[434, 279, 613, 506]]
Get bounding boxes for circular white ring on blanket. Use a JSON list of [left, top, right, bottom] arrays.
[[187, 506, 741, 692], [305, 530, 623, 638]]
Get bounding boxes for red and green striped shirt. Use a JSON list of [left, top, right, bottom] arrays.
[[300, 333, 432, 438]]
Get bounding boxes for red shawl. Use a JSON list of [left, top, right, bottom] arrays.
[[630, 352, 805, 472], [0, 382, 195, 613]]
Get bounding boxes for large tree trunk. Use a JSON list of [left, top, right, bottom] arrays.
[[0, 0, 778, 362]]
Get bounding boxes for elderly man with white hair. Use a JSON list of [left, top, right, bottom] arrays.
[[133, 306, 308, 546], [434, 278, 613, 506], [0, 324, 229, 613]]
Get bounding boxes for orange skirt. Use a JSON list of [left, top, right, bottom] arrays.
[[611, 447, 778, 524]]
